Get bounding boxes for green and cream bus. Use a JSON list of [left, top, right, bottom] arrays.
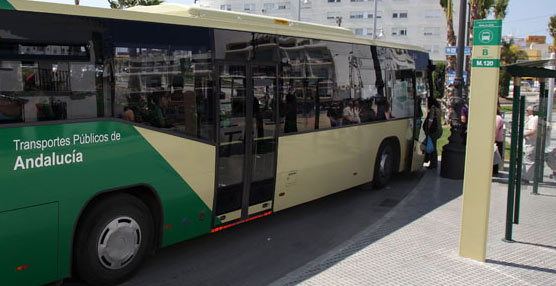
[[0, 1, 431, 284]]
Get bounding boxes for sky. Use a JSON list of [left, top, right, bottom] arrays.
[[500, 0, 555, 43], [30, 0, 556, 43]]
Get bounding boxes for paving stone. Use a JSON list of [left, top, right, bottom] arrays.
[[270, 166, 556, 286]]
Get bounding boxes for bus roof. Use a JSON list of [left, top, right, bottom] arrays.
[[3, 0, 427, 53]]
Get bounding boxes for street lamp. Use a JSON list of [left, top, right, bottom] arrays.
[[372, 0, 378, 39], [298, 0, 310, 21]]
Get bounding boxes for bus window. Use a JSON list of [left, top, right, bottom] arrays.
[[278, 37, 320, 134], [110, 22, 215, 142], [0, 50, 102, 124]]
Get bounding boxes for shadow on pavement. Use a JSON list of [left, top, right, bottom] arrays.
[[486, 259, 556, 275], [270, 168, 464, 285], [513, 240, 556, 251]]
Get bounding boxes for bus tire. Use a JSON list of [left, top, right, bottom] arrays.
[[74, 194, 154, 286], [373, 141, 396, 189]]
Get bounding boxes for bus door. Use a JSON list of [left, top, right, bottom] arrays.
[[214, 63, 278, 227]]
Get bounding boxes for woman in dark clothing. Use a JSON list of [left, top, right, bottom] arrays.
[[424, 98, 443, 169]]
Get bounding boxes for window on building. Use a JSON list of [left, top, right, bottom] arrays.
[[423, 27, 440, 36], [328, 0, 341, 3], [278, 2, 289, 9], [350, 11, 372, 19], [353, 28, 373, 37], [350, 12, 363, 19], [244, 3, 256, 11], [263, 2, 289, 10], [393, 11, 408, 18], [327, 12, 341, 19], [391, 28, 407, 36], [350, 0, 371, 2], [220, 4, 231, 11]]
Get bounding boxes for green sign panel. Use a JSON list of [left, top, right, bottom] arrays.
[[473, 20, 502, 46], [472, 59, 500, 68]]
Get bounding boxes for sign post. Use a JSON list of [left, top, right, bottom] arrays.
[[459, 20, 502, 262]]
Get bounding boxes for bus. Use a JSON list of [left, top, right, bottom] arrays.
[[0, 1, 431, 285]]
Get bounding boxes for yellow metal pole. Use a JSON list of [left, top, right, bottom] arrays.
[[459, 20, 502, 262]]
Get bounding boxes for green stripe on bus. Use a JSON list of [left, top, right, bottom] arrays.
[[0, 0, 15, 10], [0, 121, 214, 282]]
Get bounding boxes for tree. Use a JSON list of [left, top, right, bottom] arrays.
[[439, 0, 458, 125], [108, 0, 163, 9], [549, 15, 556, 49], [432, 62, 447, 99], [440, 0, 457, 74], [493, 0, 509, 20], [498, 39, 527, 98], [75, 0, 79, 5], [469, 0, 495, 44]]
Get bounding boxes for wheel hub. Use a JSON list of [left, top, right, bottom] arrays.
[[97, 216, 141, 270]]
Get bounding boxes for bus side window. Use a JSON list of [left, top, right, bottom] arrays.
[[109, 21, 215, 142]]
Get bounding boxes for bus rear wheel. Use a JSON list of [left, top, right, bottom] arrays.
[[74, 194, 153, 286], [373, 142, 397, 189]]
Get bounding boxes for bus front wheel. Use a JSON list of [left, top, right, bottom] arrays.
[[373, 141, 397, 189], [74, 194, 154, 286]]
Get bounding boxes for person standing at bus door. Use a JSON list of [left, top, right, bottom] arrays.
[[493, 108, 505, 175], [424, 99, 443, 169], [522, 105, 538, 183]]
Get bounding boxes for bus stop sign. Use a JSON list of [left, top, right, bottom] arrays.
[[472, 20, 502, 68], [473, 20, 502, 46]]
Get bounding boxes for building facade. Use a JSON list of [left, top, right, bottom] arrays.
[[196, 0, 453, 61]]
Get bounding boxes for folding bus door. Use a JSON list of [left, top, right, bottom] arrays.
[[214, 63, 278, 227]]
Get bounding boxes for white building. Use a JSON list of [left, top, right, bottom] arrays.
[[196, 0, 461, 62]]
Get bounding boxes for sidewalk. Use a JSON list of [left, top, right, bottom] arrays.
[[270, 168, 556, 285]]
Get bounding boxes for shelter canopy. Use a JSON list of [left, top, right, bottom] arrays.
[[503, 59, 556, 78]]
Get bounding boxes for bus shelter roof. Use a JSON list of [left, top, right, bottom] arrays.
[[503, 59, 556, 78]]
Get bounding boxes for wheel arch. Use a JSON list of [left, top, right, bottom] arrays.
[[69, 184, 164, 276]]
